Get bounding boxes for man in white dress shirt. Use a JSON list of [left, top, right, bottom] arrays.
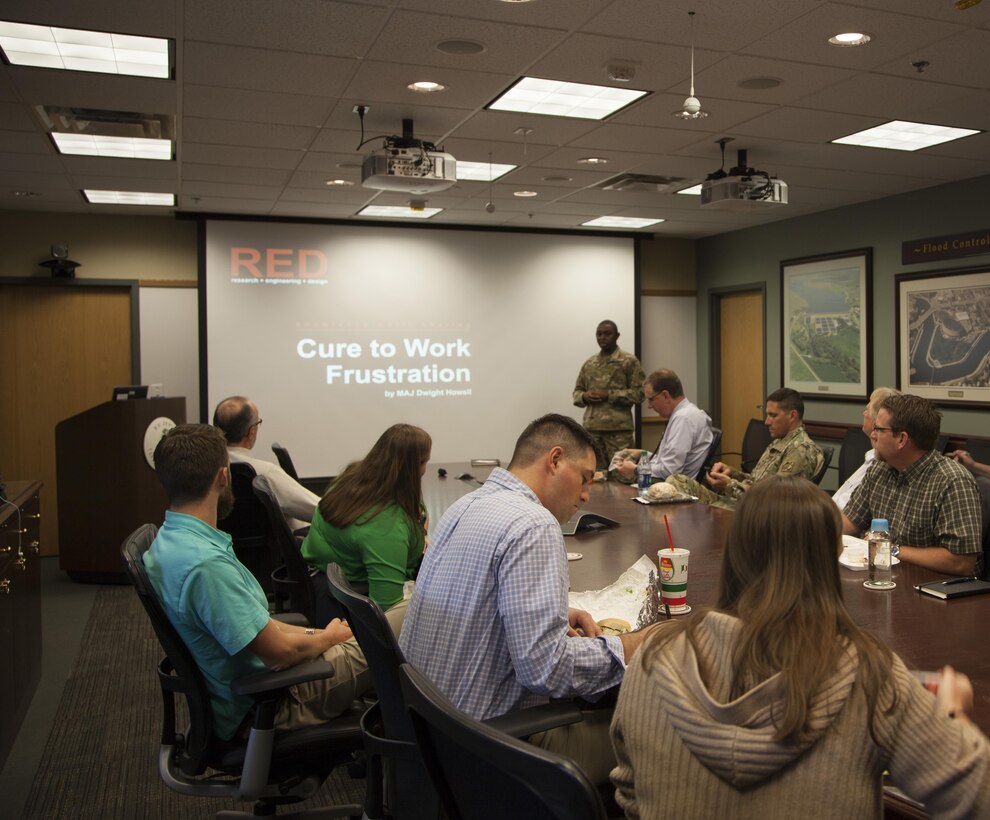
[[612, 369, 713, 483], [213, 396, 320, 530], [832, 386, 899, 510]]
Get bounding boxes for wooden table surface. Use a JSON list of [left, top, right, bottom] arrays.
[[424, 463, 990, 733]]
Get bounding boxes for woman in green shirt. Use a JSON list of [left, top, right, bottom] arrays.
[[302, 424, 431, 611]]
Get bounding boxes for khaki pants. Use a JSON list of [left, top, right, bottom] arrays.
[[275, 599, 408, 730], [528, 707, 616, 787]]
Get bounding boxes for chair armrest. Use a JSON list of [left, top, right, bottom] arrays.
[[483, 700, 583, 738], [231, 659, 335, 697], [272, 612, 309, 627]]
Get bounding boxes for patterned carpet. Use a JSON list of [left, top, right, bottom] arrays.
[[23, 585, 365, 818]]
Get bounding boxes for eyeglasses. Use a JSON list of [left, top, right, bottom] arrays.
[[250, 418, 263, 428], [872, 426, 900, 435]]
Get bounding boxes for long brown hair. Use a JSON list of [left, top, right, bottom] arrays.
[[645, 475, 894, 744], [319, 424, 431, 532]]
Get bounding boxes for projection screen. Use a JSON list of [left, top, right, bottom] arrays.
[[204, 220, 637, 477]]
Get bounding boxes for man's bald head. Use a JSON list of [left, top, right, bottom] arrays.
[[212, 396, 260, 447]]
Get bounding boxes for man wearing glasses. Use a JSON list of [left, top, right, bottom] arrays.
[[213, 395, 319, 530], [610, 369, 713, 483], [842, 393, 982, 576]]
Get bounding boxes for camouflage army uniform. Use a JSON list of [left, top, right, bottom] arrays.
[[666, 426, 823, 510], [573, 347, 646, 468]]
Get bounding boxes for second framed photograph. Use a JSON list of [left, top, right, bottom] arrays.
[[780, 248, 872, 402], [896, 265, 990, 407]]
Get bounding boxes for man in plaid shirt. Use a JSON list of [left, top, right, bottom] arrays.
[[842, 394, 982, 577]]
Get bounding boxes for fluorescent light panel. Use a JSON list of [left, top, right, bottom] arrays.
[[0, 21, 170, 78], [832, 120, 980, 151], [456, 161, 517, 181], [582, 216, 664, 229], [53, 132, 172, 160], [358, 205, 442, 219], [676, 184, 703, 195], [488, 77, 647, 120], [83, 189, 174, 206]]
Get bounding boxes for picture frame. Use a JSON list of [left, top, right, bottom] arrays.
[[780, 249, 872, 402], [895, 265, 990, 407]]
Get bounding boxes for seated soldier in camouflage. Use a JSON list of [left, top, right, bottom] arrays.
[[666, 388, 823, 510]]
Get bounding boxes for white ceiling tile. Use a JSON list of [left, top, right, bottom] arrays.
[[182, 117, 317, 150], [183, 84, 333, 127]]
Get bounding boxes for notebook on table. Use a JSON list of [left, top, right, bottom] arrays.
[[914, 578, 990, 600]]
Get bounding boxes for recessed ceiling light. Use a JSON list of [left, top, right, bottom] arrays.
[[513, 190, 539, 198], [436, 39, 485, 55], [499, 0, 537, 3], [83, 189, 174, 206], [325, 179, 354, 186], [408, 81, 445, 93], [52, 132, 172, 160], [577, 157, 608, 165], [675, 184, 703, 195], [0, 21, 171, 78], [12, 190, 40, 198], [582, 216, 664, 229], [357, 205, 442, 219], [828, 32, 871, 47], [738, 77, 782, 90], [832, 120, 981, 151], [488, 77, 648, 120], [456, 161, 517, 181]]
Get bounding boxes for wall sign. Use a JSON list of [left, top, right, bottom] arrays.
[[902, 228, 990, 265]]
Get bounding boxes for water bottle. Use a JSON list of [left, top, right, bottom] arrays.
[[637, 453, 652, 497], [865, 518, 894, 590]]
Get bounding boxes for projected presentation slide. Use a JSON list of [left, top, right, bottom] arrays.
[[205, 220, 636, 476]]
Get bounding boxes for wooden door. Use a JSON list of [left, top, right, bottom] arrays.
[[714, 289, 765, 469], [0, 283, 133, 555]]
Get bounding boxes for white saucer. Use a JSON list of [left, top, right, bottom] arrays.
[[566, 552, 582, 561], [664, 604, 691, 615], [839, 551, 900, 571]]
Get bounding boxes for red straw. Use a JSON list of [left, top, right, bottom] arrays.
[[663, 514, 675, 552]]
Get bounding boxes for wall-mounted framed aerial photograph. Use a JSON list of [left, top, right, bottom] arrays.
[[781, 248, 872, 402], [896, 265, 990, 407]]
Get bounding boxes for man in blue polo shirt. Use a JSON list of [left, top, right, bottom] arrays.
[[144, 423, 373, 739]]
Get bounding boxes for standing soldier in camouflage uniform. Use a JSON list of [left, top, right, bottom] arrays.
[[666, 387, 823, 510], [573, 320, 646, 469]]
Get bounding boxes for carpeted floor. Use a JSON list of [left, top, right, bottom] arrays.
[[22, 585, 365, 818]]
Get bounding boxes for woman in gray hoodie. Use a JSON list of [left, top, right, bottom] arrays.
[[611, 475, 990, 819]]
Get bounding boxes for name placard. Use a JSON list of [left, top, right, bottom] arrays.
[[902, 228, 990, 265]]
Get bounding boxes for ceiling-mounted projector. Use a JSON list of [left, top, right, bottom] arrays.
[[700, 148, 787, 211], [361, 118, 456, 195]]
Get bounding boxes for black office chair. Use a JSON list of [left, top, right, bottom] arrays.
[[272, 441, 300, 481], [935, 434, 950, 454], [252, 474, 342, 627], [964, 439, 990, 466], [975, 476, 990, 581], [120, 524, 364, 818], [399, 663, 608, 820], [325, 564, 582, 820], [694, 427, 723, 482], [810, 445, 834, 486], [719, 418, 771, 473], [837, 427, 872, 485], [218, 462, 278, 593]]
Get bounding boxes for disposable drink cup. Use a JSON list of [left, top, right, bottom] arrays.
[[658, 548, 690, 612]]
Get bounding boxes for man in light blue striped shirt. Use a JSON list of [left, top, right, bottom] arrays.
[[400, 413, 658, 784]]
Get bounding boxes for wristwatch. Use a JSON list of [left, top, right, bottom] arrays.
[[891, 543, 900, 558], [304, 628, 317, 635]]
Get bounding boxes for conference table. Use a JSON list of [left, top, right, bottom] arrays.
[[425, 463, 990, 734]]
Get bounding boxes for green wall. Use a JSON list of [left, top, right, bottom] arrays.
[[695, 174, 990, 436]]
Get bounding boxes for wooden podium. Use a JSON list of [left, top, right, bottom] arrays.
[[56, 398, 186, 582]]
